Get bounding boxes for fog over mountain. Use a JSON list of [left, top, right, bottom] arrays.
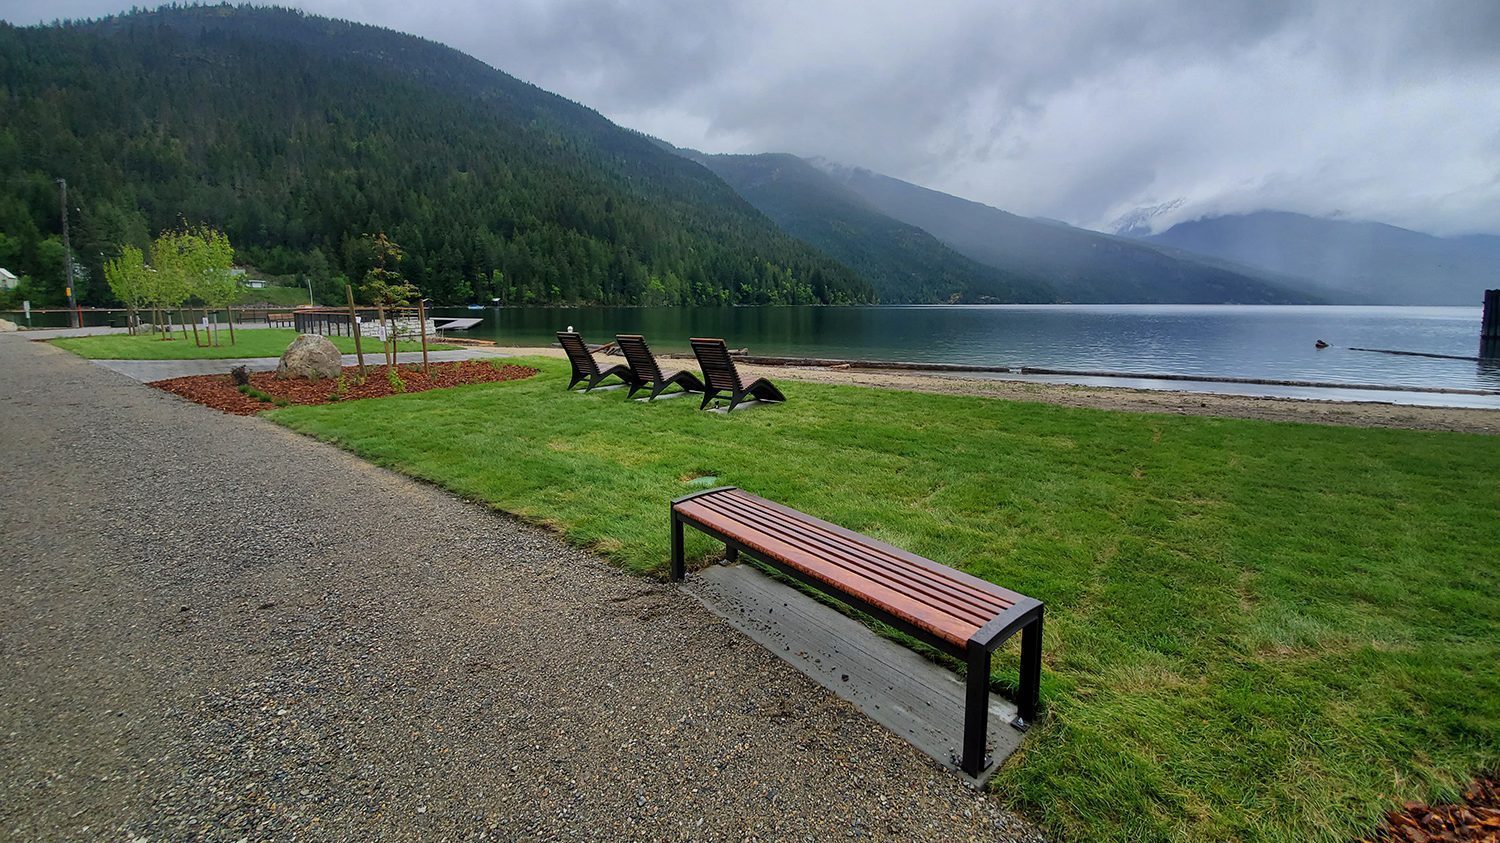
[[8, 1, 1497, 239], [1142, 212, 1500, 306], [813, 162, 1318, 305]]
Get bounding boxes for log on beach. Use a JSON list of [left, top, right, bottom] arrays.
[[723, 354, 1014, 374]]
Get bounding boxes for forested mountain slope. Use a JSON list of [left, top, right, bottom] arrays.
[[818, 162, 1318, 304], [0, 5, 872, 306], [690, 152, 1055, 303]]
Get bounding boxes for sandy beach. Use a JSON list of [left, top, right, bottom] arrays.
[[506, 345, 1500, 435]]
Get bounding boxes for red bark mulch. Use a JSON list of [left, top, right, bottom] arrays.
[[1359, 777, 1500, 843], [151, 360, 538, 415]]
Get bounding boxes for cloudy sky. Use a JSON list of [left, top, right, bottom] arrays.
[[9, 0, 1500, 235]]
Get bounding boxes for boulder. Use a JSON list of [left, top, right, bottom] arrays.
[[0, 318, 17, 332], [275, 333, 342, 381]]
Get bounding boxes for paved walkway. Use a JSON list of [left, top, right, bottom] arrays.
[[0, 334, 1040, 842], [94, 348, 514, 382]]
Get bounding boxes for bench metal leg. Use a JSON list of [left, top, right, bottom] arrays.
[[1015, 613, 1043, 728], [670, 513, 685, 580], [962, 643, 991, 777], [724, 545, 739, 564]]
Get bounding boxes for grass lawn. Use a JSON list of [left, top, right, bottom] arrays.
[[51, 328, 454, 359], [268, 357, 1499, 842], [235, 285, 316, 307]]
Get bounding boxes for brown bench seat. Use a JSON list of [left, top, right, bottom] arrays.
[[670, 486, 1043, 776]]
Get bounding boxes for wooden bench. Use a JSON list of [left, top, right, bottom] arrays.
[[671, 486, 1042, 776]]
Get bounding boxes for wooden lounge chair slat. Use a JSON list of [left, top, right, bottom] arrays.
[[688, 338, 785, 411], [614, 334, 704, 400], [558, 331, 632, 392], [617, 334, 663, 383]]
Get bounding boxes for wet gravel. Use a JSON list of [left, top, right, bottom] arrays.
[[0, 336, 1044, 842]]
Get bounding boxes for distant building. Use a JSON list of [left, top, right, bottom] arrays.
[[0, 267, 17, 290], [232, 267, 269, 289]]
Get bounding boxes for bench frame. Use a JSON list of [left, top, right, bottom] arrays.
[[671, 487, 1043, 776]]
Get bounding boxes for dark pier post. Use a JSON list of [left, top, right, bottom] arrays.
[[1483, 289, 1500, 359]]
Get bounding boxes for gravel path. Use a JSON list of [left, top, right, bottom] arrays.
[[0, 335, 1042, 842]]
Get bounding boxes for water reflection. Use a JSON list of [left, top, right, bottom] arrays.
[[1477, 359, 1500, 389]]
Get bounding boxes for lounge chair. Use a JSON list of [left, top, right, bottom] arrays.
[[558, 331, 632, 392], [615, 334, 705, 400], [689, 337, 786, 411]]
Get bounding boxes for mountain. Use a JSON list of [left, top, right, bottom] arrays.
[[0, 5, 873, 307], [1142, 211, 1500, 306], [816, 162, 1319, 304], [687, 152, 1054, 303]]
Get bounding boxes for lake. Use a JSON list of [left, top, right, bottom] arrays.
[[11, 303, 1497, 403], [425, 304, 1499, 396]]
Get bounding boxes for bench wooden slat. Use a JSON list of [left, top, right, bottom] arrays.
[[677, 492, 1015, 647], [709, 489, 1024, 607], [692, 494, 1008, 620], [689, 494, 1009, 626]]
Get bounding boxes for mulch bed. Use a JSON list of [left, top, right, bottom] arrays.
[[152, 360, 538, 415], [1360, 777, 1499, 843]]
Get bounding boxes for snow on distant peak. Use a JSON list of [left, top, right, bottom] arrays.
[[1111, 199, 1186, 237]]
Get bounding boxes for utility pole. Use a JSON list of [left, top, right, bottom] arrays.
[[58, 178, 77, 328]]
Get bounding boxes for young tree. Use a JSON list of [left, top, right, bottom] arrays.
[[359, 233, 418, 369], [151, 226, 236, 344], [187, 227, 238, 345], [102, 245, 149, 334], [148, 230, 196, 339]]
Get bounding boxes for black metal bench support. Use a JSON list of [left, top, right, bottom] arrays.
[[670, 490, 1043, 778], [961, 605, 1043, 774]]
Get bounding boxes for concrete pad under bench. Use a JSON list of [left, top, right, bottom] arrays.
[[685, 560, 1024, 785]]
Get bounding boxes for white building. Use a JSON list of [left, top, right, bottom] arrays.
[[0, 267, 17, 290]]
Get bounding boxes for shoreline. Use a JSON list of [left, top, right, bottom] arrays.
[[734, 353, 1500, 397], [506, 345, 1500, 434]]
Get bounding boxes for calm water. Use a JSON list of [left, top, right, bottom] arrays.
[[427, 304, 1499, 393], [10, 303, 1496, 397]]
